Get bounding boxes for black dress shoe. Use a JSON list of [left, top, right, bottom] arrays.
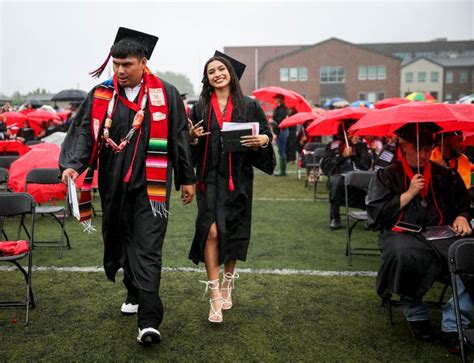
[[409, 320, 435, 342], [443, 331, 462, 355], [330, 218, 341, 230]]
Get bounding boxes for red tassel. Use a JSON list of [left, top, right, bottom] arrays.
[[229, 177, 235, 191], [123, 166, 133, 183], [198, 181, 206, 193], [89, 52, 111, 78]]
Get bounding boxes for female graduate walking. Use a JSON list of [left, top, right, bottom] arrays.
[[188, 51, 275, 323]]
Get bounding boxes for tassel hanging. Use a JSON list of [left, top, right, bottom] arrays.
[[89, 52, 111, 78]]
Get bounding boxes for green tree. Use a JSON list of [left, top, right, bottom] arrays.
[[11, 91, 24, 106], [155, 71, 195, 97]]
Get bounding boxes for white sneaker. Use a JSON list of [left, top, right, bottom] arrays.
[[137, 327, 161, 346], [121, 302, 138, 315]]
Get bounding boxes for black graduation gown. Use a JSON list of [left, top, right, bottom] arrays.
[[188, 96, 275, 265], [366, 161, 472, 299], [59, 80, 195, 291]]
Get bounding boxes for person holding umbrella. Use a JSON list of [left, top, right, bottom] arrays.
[[271, 94, 289, 176], [320, 119, 371, 229], [188, 51, 274, 323], [366, 122, 473, 354]]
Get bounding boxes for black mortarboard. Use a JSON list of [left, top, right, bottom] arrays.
[[90, 27, 159, 78], [213, 50, 246, 80], [395, 122, 441, 147]]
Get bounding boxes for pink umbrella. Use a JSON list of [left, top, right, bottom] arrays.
[[8, 143, 66, 203]]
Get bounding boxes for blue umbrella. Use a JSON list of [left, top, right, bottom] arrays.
[[350, 100, 374, 109], [324, 97, 346, 108]]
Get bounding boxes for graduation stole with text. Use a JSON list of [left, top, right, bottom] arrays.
[[78, 68, 169, 232]]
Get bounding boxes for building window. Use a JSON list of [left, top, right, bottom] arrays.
[[418, 72, 426, 83], [289, 67, 298, 82], [405, 72, 413, 83], [320, 66, 345, 83], [280, 68, 288, 82], [358, 66, 367, 80], [367, 92, 376, 103], [377, 66, 387, 80], [377, 92, 385, 101], [358, 92, 367, 100], [430, 71, 439, 82], [368, 66, 377, 80], [299, 67, 308, 81], [415, 51, 435, 58], [446, 71, 453, 84], [460, 71, 468, 84], [430, 92, 438, 101]]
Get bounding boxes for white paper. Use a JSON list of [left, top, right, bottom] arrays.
[[68, 176, 80, 220], [222, 122, 259, 135]]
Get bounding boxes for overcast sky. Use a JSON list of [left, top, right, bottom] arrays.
[[0, 0, 472, 97]]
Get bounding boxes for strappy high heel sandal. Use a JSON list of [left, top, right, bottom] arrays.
[[221, 271, 239, 310], [200, 279, 223, 323]]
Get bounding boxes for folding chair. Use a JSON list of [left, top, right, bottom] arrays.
[[448, 238, 474, 362], [0, 192, 36, 325], [0, 167, 8, 191], [25, 168, 70, 257], [344, 170, 378, 265], [0, 155, 19, 169]]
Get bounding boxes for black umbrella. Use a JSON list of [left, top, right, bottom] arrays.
[[52, 89, 87, 102]]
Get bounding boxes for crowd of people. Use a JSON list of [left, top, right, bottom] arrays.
[[2, 25, 473, 357]]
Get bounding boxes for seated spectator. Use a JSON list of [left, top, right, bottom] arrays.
[[372, 135, 398, 171], [0, 118, 7, 140], [17, 120, 35, 143], [366, 122, 473, 354], [431, 131, 471, 189], [320, 120, 371, 229], [44, 119, 58, 137], [1, 102, 12, 113]]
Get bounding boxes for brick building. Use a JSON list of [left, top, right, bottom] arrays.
[[225, 38, 474, 104]]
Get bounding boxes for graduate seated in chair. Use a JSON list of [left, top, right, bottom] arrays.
[[430, 131, 471, 190], [366, 122, 473, 355], [320, 120, 371, 230]]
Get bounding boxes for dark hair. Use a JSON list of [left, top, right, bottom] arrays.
[[198, 56, 245, 123], [110, 38, 147, 59]]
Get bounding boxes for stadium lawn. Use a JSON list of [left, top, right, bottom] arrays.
[[0, 163, 458, 361]]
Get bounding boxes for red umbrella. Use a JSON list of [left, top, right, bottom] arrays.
[[8, 143, 66, 203], [350, 103, 474, 137], [1, 111, 27, 127], [374, 98, 411, 109], [0, 140, 31, 156], [57, 110, 72, 121], [306, 107, 372, 136], [26, 110, 62, 136], [278, 112, 320, 129], [252, 86, 312, 113]]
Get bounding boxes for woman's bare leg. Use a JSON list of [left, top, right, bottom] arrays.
[[203, 223, 222, 322]]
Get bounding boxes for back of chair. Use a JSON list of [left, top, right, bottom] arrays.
[[25, 140, 43, 146], [0, 167, 8, 183], [314, 147, 326, 159], [344, 170, 375, 190], [0, 155, 20, 169], [0, 192, 35, 217], [25, 168, 62, 185], [448, 238, 474, 274], [303, 142, 325, 152]]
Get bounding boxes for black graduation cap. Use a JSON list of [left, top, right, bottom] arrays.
[[395, 122, 441, 147], [90, 27, 159, 78], [213, 50, 246, 80]]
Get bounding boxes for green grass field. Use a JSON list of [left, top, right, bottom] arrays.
[[0, 163, 460, 362]]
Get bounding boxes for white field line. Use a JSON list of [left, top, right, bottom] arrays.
[[0, 266, 376, 277]]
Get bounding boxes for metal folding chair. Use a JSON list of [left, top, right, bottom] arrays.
[[0, 192, 36, 325], [25, 168, 70, 257], [344, 170, 378, 265], [448, 238, 474, 362]]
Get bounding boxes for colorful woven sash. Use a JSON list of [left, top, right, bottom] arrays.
[[78, 69, 169, 232]]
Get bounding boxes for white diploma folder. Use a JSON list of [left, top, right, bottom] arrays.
[[68, 176, 80, 221]]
